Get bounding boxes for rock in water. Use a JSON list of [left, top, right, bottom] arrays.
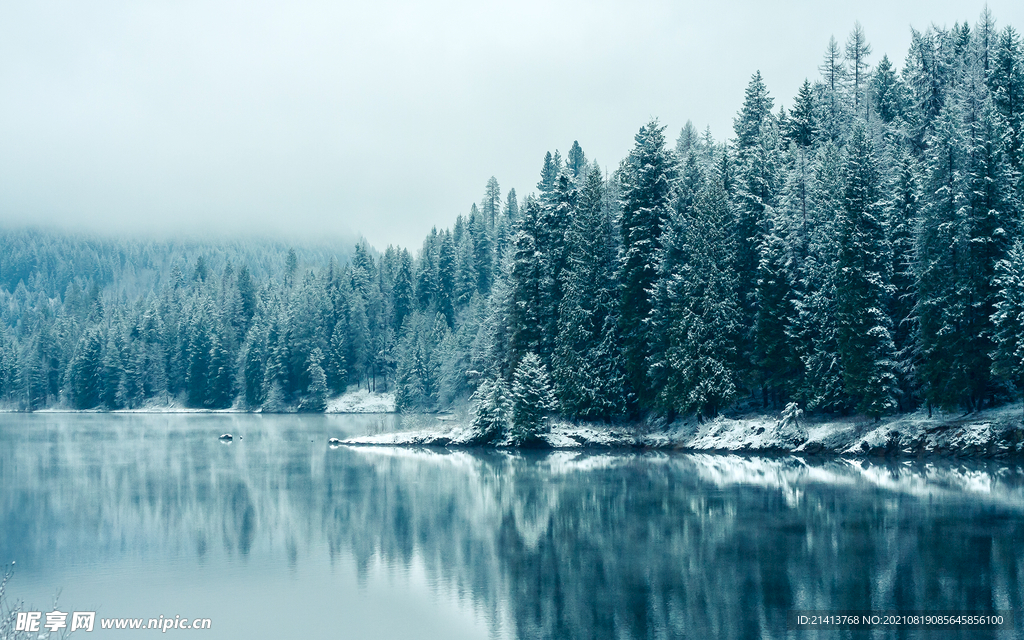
[[218, 433, 233, 441]]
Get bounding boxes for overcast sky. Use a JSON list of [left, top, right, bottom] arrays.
[[1, 0, 1022, 251]]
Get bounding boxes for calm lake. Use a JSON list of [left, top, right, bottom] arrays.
[[1, 413, 1022, 639]]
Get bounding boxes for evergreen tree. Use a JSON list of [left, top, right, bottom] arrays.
[[916, 71, 1015, 410], [470, 376, 511, 442], [872, 55, 906, 124], [326, 319, 348, 394], [236, 265, 257, 330], [656, 178, 739, 420], [793, 143, 848, 412], [734, 71, 775, 158], [284, 248, 298, 287], [469, 207, 493, 295], [992, 240, 1024, 407], [392, 249, 415, 332], [241, 323, 267, 409], [835, 126, 898, 418], [786, 80, 818, 147], [845, 22, 873, 118], [539, 169, 578, 365], [886, 148, 922, 409], [481, 176, 501, 226], [300, 347, 328, 412], [904, 26, 956, 150], [754, 226, 796, 406], [507, 197, 547, 371], [207, 329, 234, 409], [121, 338, 146, 409], [553, 165, 627, 420], [101, 333, 125, 410], [991, 26, 1023, 168], [676, 120, 699, 159], [817, 36, 850, 140], [509, 352, 556, 445], [734, 115, 782, 391], [67, 328, 103, 409], [567, 141, 586, 178], [537, 151, 559, 201], [185, 308, 212, 408], [454, 231, 478, 307], [618, 120, 677, 409]]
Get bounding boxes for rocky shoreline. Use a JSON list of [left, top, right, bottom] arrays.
[[341, 403, 1024, 459]]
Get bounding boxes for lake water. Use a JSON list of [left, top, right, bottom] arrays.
[[1, 413, 1022, 639]]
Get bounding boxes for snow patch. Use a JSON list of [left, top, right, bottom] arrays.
[[326, 389, 396, 413], [337, 402, 1024, 458]]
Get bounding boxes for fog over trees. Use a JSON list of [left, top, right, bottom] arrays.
[[1, 13, 1023, 427]]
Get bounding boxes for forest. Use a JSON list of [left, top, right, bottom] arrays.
[[1, 13, 1023, 436]]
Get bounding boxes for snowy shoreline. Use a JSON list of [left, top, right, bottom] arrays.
[[1, 389, 397, 415], [5, 394, 1022, 459], [342, 402, 1024, 459]]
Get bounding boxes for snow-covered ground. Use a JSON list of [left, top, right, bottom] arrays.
[[342, 403, 1024, 458], [326, 389, 396, 413], [8, 389, 398, 414], [29, 399, 244, 413]]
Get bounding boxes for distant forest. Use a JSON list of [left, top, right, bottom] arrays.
[[1, 13, 1023, 427]]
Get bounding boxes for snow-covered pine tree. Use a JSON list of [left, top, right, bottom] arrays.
[[618, 120, 677, 410], [754, 224, 797, 407], [567, 141, 586, 179], [733, 97, 781, 393], [537, 151, 559, 203], [67, 327, 103, 409], [903, 26, 957, 152], [817, 36, 851, 141], [676, 120, 699, 159], [300, 347, 328, 412], [0, 328, 20, 404], [916, 63, 1015, 410], [509, 352, 556, 445], [845, 22, 873, 119], [240, 322, 267, 409], [262, 314, 289, 405], [101, 333, 125, 410], [470, 376, 511, 442], [538, 168, 579, 368], [391, 249, 415, 333], [992, 240, 1024, 410], [884, 147, 921, 409], [990, 26, 1023, 169], [835, 125, 898, 418], [675, 151, 704, 219], [872, 55, 907, 125], [454, 230, 478, 308], [207, 328, 235, 409], [469, 207, 493, 295], [482, 176, 501, 227], [793, 142, 848, 412], [436, 231, 457, 327], [553, 164, 627, 420], [734, 71, 775, 159], [185, 307, 212, 408], [786, 80, 818, 148], [121, 337, 146, 409], [507, 196, 547, 372], [656, 177, 739, 420]]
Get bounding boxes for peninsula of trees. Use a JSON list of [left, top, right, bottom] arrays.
[[1, 13, 1023, 437]]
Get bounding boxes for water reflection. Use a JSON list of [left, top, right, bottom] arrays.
[[1, 414, 1022, 639]]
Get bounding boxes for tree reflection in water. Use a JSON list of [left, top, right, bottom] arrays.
[[1, 414, 1022, 639]]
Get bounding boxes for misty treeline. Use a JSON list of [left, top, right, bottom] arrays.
[[2, 13, 1024, 429]]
